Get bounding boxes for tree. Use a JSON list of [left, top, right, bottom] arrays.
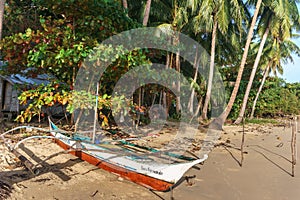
[[234, 0, 300, 124], [135, 0, 189, 115], [191, 0, 247, 120], [213, 0, 263, 129], [250, 38, 300, 118]]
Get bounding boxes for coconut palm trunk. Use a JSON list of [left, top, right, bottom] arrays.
[[175, 47, 181, 114], [250, 64, 270, 119], [215, 0, 262, 128], [135, 0, 152, 120], [122, 0, 128, 16], [122, 0, 128, 10], [234, 22, 270, 124], [188, 46, 199, 113], [201, 16, 218, 120], [0, 0, 5, 123], [143, 0, 152, 26]]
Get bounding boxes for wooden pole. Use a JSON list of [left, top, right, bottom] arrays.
[[291, 116, 297, 177], [11, 148, 40, 175], [1, 135, 39, 175], [92, 82, 99, 144], [240, 117, 245, 167], [296, 116, 298, 164]]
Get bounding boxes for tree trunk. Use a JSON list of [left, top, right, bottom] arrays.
[[216, 0, 262, 128], [250, 65, 270, 119], [142, 0, 152, 26], [175, 50, 181, 114], [135, 0, 151, 120], [189, 96, 203, 123], [122, 0, 128, 10], [122, 0, 128, 17], [0, 0, 5, 123], [163, 53, 170, 115], [188, 46, 199, 114], [202, 17, 217, 120], [0, 0, 4, 40], [234, 23, 270, 124]]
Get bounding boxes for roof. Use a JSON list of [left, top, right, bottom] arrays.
[[0, 61, 55, 86], [0, 62, 53, 92], [0, 73, 53, 86]]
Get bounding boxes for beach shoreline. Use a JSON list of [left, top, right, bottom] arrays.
[[1, 120, 300, 200]]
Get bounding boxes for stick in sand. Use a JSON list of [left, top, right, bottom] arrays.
[[291, 116, 297, 177], [240, 117, 245, 167]]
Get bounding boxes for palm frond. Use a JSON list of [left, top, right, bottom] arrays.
[[217, 0, 230, 34]]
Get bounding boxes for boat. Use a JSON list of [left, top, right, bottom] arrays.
[[0, 119, 208, 192]]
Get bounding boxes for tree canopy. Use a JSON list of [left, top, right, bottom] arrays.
[[0, 0, 299, 127]]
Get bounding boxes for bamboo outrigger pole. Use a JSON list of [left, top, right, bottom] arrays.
[[92, 82, 99, 144], [0, 134, 39, 175]]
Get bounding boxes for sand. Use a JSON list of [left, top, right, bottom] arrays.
[[1, 121, 300, 200]]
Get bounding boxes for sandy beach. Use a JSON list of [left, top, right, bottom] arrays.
[[1, 121, 300, 200]]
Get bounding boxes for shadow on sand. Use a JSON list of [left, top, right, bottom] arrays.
[[0, 144, 83, 199], [220, 143, 293, 177], [1, 142, 204, 200], [249, 144, 293, 177]]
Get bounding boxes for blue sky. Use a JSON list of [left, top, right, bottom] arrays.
[[280, 38, 300, 83], [280, 4, 300, 83]]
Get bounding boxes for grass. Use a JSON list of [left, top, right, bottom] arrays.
[[245, 118, 279, 125]]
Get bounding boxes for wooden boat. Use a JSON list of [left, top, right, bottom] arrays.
[[0, 120, 208, 192]]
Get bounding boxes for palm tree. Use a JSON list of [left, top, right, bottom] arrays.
[[125, 0, 187, 115], [250, 38, 300, 118], [234, 0, 300, 124], [190, 0, 247, 120], [212, 0, 263, 129]]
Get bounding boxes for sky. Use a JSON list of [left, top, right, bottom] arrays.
[[280, 38, 300, 83], [280, 4, 300, 84]]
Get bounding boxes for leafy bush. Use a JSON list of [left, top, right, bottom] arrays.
[[255, 77, 300, 117]]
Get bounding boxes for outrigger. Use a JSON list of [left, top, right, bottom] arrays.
[[0, 118, 208, 191]]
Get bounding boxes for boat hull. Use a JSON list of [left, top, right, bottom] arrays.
[[53, 138, 174, 191]]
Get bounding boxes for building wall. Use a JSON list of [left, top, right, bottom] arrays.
[[0, 77, 19, 112], [3, 82, 12, 111], [11, 89, 19, 112]]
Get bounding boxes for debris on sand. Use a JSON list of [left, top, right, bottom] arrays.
[[0, 180, 11, 199]]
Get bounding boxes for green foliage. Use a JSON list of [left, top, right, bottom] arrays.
[[16, 82, 113, 125], [1, 0, 139, 81], [3, 0, 43, 37], [254, 77, 300, 117], [1, 0, 300, 126], [0, 20, 92, 85], [16, 82, 71, 123]]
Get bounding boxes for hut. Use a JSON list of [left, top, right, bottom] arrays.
[[0, 73, 53, 119]]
